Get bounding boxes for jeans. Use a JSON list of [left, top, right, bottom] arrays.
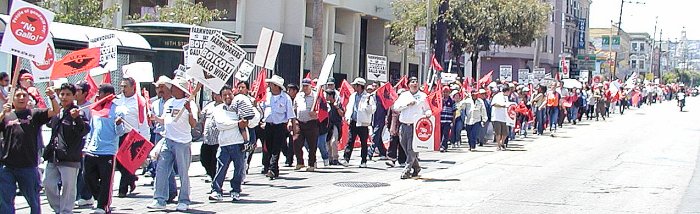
[[568, 106, 579, 122], [344, 121, 370, 164], [466, 123, 482, 149], [535, 109, 545, 135], [371, 124, 387, 157], [440, 122, 452, 150], [452, 116, 464, 144], [0, 165, 41, 214], [317, 133, 329, 161], [44, 163, 78, 214], [547, 106, 559, 131], [153, 139, 191, 205], [212, 144, 245, 194]]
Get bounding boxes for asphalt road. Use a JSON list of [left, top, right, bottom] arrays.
[[16, 97, 700, 214]]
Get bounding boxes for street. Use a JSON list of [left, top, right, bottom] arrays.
[[16, 98, 700, 214]]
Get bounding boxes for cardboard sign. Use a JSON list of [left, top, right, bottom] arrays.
[[30, 35, 54, 83], [188, 26, 222, 68], [527, 74, 535, 85], [122, 62, 154, 83], [579, 70, 589, 83], [234, 60, 255, 81], [518, 69, 529, 83], [441, 72, 457, 84], [506, 103, 517, 127], [187, 33, 246, 92], [366, 54, 388, 82], [88, 33, 119, 76], [315, 54, 336, 89], [499, 65, 513, 82], [253, 28, 283, 70], [413, 116, 437, 152], [182, 44, 190, 68], [116, 130, 154, 175], [0, 0, 55, 62]]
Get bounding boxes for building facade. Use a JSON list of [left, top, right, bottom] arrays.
[[628, 32, 652, 75], [590, 26, 631, 79]]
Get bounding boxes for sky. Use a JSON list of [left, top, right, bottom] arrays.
[[589, 0, 700, 41]]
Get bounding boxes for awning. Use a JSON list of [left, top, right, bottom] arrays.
[[0, 15, 153, 53]]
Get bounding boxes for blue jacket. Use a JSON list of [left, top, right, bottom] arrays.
[[84, 104, 126, 156]]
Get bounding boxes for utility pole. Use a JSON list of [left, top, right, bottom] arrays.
[[651, 16, 658, 78], [423, 0, 432, 84]]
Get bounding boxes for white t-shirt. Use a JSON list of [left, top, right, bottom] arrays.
[[491, 92, 509, 123], [163, 98, 198, 144]]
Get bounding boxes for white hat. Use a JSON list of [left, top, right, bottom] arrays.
[[153, 76, 172, 88], [170, 77, 191, 95], [351, 77, 367, 86], [265, 75, 286, 90]]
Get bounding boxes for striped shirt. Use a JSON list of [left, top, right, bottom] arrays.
[[231, 94, 256, 120], [440, 97, 455, 123]]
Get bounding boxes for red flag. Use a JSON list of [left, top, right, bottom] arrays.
[[316, 90, 329, 122], [376, 82, 398, 110], [430, 54, 443, 71], [427, 87, 442, 116], [51, 47, 101, 79], [90, 94, 116, 118], [305, 72, 311, 79], [478, 70, 494, 87], [102, 72, 111, 85], [462, 77, 473, 94], [85, 75, 98, 101], [116, 130, 154, 174], [252, 69, 268, 103], [339, 79, 353, 107], [422, 82, 429, 94], [395, 76, 408, 90], [141, 88, 151, 126]]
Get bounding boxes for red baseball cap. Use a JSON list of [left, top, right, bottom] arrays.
[[20, 73, 33, 81]]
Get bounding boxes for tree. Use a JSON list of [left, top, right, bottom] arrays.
[[311, 0, 324, 77], [38, 0, 120, 28], [129, 0, 227, 26], [389, 0, 550, 80]]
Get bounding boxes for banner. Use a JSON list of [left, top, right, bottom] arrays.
[[187, 33, 246, 92], [518, 69, 529, 83], [253, 28, 283, 70], [116, 130, 154, 175], [0, 0, 55, 62], [499, 65, 513, 82], [187, 26, 222, 68], [88, 33, 118, 76], [30, 35, 54, 83], [367, 54, 388, 82], [51, 47, 100, 79]]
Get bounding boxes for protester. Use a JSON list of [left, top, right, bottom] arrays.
[[293, 78, 320, 171], [393, 77, 431, 179], [209, 85, 253, 201], [530, 85, 547, 135], [342, 78, 376, 168], [385, 89, 407, 167], [114, 77, 150, 198], [370, 83, 388, 160], [546, 85, 561, 135], [0, 72, 9, 106], [451, 91, 465, 147], [42, 83, 89, 214], [491, 86, 511, 150], [463, 90, 488, 151], [439, 86, 455, 152], [147, 77, 198, 211], [200, 91, 223, 181], [235, 81, 261, 176], [261, 75, 296, 179], [325, 90, 344, 165], [146, 76, 177, 202], [479, 89, 492, 146], [83, 84, 125, 214], [73, 80, 95, 207]]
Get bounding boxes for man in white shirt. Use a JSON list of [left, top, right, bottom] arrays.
[[490, 86, 512, 151], [147, 77, 198, 212], [114, 77, 151, 198], [341, 78, 376, 168], [393, 77, 432, 179]]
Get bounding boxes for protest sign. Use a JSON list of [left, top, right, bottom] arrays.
[[366, 54, 388, 82], [0, 0, 55, 63], [187, 33, 246, 92], [30, 35, 54, 83], [253, 28, 283, 70], [499, 65, 513, 81], [88, 33, 118, 76], [234, 60, 255, 81], [518, 69, 529, 83], [188, 26, 222, 68]]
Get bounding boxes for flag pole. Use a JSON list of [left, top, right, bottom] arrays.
[[7, 58, 22, 105], [174, 83, 202, 122]]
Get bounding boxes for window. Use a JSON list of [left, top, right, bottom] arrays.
[[640, 43, 645, 52], [303, 37, 312, 71], [195, 0, 237, 20], [129, 0, 167, 16], [632, 43, 638, 52], [333, 42, 342, 73], [631, 60, 637, 69], [639, 60, 645, 69]]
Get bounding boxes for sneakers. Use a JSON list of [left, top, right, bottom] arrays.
[[208, 192, 223, 201], [92, 208, 106, 214], [231, 192, 241, 201], [323, 159, 330, 166], [359, 163, 367, 168], [146, 201, 166, 209], [306, 166, 315, 172], [75, 198, 94, 207], [265, 171, 277, 180], [400, 172, 411, 179], [341, 160, 349, 167], [385, 160, 395, 167], [176, 203, 188, 211], [294, 165, 306, 170]]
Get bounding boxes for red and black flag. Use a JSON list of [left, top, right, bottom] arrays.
[[376, 82, 398, 110], [51, 47, 101, 79]]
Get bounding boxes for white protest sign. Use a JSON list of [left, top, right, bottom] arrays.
[[235, 60, 255, 81], [30, 35, 54, 83], [316, 54, 336, 89], [533, 68, 546, 84], [188, 26, 222, 68], [183, 44, 190, 68], [254, 28, 283, 70], [366, 54, 388, 82], [187, 33, 246, 92], [441, 73, 458, 84], [499, 65, 513, 81], [0, 0, 55, 63], [579, 70, 589, 83], [518, 69, 529, 83], [527, 73, 535, 85], [88, 33, 119, 76], [413, 116, 437, 152], [122, 62, 154, 83]]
